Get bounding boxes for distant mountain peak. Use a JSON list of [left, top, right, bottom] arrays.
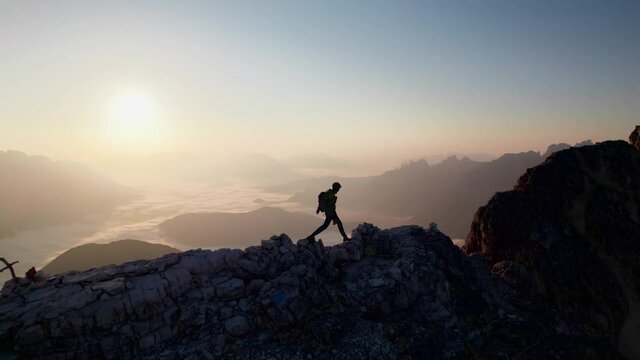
[[543, 139, 593, 158], [0, 150, 134, 239], [40, 239, 179, 275]]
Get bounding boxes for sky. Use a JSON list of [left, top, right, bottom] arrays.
[[1, 0, 639, 175]]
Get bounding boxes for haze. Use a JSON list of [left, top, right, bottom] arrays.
[[2, 0, 639, 180], [1, 1, 639, 281]]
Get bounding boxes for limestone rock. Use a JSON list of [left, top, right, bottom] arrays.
[[260, 239, 277, 249], [216, 278, 245, 299], [225, 315, 250, 336]]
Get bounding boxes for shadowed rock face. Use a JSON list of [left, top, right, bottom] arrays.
[[630, 126, 640, 150], [0, 224, 625, 359], [464, 140, 640, 358]]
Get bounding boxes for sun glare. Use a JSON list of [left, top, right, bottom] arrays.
[[113, 92, 152, 122], [105, 90, 161, 148]]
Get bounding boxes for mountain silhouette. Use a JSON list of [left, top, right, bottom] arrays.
[[276, 141, 592, 238], [41, 239, 180, 275], [0, 150, 135, 238]]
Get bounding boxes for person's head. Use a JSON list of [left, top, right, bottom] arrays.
[[332, 182, 342, 192]]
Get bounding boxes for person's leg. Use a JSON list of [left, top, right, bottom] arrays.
[[308, 215, 332, 239], [334, 215, 350, 241]]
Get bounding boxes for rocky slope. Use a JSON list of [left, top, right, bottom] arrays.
[[464, 139, 640, 359], [0, 223, 625, 359]]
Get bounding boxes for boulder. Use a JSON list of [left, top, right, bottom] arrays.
[[215, 278, 245, 299], [260, 239, 277, 249]]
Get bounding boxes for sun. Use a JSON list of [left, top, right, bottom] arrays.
[[105, 90, 160, 147], [113, 91, 152, 123]]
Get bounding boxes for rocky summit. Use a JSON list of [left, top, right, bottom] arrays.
[[0, 223, 625, 359], [1, 134, 638, 359]]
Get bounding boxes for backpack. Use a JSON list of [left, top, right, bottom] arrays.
[[317, 191, 331, 213]]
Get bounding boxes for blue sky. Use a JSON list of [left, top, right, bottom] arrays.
[[1, 0, 638, 169]]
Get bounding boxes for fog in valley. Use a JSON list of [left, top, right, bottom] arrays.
[[0, 139, 598, 282]]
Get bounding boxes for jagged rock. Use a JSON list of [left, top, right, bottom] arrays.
[[216, 278, 245, 299], [464, 140, 640, 359], [246, 279, 264, 294], [491, 261, 531, 293], [220, 307, 233, 319], [388, 266, 402, 281], [261, 239, 277, 249], [225, 315, 250, 336], [91, 277, 125, 295], [266, 234, 293, 248], [630, 125, 640, 150], [276, 234, 293, 247]]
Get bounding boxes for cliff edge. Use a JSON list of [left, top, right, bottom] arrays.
[[464, 139, 640, 359]]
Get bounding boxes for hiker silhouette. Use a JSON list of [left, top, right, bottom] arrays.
[[307, 182, 351, 242]]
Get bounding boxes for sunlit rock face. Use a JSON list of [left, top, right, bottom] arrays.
[[630, 125, 640, 150], [464, 139, 640, 358], [1, 223, 625, 359]]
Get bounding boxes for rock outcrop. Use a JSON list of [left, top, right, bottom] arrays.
[[464, 140, 640, 358], [630, 125, 640, 150], [0, 223, 625, 359]]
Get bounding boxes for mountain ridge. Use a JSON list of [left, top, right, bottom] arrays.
[[41, 240, 181, 276], [280, 141, 591, 237], [0, 224, 626, 359], [0, 134, 637, 359], [0, 150, 135, 238]]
